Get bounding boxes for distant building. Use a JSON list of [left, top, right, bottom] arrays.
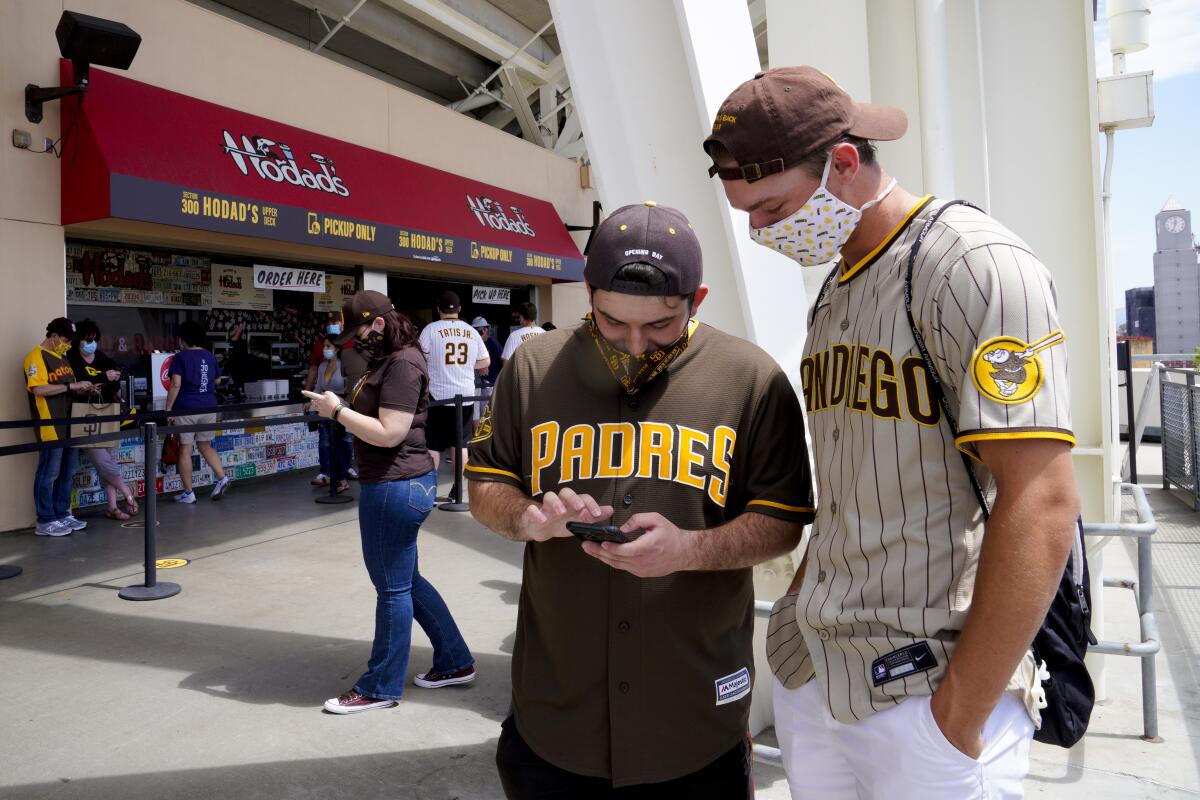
[[1152, 196, 1200, 354], [1124, 286, 1156, 344]]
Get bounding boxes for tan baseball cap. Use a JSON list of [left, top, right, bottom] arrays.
[[703, 66, 907, 183]]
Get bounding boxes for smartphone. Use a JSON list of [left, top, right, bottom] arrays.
[[566, 521, 642, 544]]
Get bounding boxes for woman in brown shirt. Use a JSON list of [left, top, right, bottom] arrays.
[[306, 290, 475, 714]]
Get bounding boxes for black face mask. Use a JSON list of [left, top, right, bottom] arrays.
[[354, 328, 385, 360]]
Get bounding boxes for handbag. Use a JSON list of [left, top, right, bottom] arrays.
[[899, 199, 1096, 748], [161, 433, 181, 466], [70, 388, 122, 449]]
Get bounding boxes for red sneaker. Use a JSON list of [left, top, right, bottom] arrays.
[[414, 665, 476, 689], [322, 689, 398, 714]]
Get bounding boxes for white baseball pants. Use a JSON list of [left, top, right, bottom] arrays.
[[772, 678, 1033, 799]]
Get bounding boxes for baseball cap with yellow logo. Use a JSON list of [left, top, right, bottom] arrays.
[[703, 66, 908, 183], [332, 289, 394, 345]]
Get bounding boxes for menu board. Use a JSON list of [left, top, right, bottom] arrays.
[[212, 264, 273, 311], [313, 274, 356, 312], [66, 243, 212, 309]]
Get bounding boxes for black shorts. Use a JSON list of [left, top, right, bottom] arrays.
[[426, 404, 474, 452]]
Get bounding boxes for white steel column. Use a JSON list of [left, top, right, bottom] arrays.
[[547, 0, 811, 373], [362, 268, 388, 294]]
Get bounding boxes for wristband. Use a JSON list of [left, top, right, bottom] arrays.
[[333, 403, 350, 422]]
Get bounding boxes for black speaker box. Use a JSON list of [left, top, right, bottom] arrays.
[[55, 11, 141, 70]]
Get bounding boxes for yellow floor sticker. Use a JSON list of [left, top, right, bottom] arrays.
[[155, 558, 189, 569]]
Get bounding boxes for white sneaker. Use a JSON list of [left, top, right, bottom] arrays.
[[347, 468, 359, 480], [61, 515, 88, 531], [35, 520, 71, 536], [174, 491, 197, 504], [211, 477, 232, 501]]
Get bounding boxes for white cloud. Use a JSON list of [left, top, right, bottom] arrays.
[[1095, 0, 1200, 81]]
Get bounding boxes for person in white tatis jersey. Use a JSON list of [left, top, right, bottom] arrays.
[[419, 290, 490, 501], [500, 301, 544, 363]]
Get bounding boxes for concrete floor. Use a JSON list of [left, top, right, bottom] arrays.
[[0, 451, 1196, 798]]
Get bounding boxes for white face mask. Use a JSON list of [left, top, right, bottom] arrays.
[[323, 348, 336, 361], [749, 153, 896, 267]]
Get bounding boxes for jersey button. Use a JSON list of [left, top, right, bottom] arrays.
[[817, 570, 827, 583], [830, 501, 838, 514], [840, 319, 850, 331], [818, 630, 831, 641], [623, 493, 634, 507], [619, 681, 631, 693], [832, 428, 840, 442], [618, 620, 630, 633], [628, 397, 640, 410]]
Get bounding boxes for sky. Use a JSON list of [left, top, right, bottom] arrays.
[[1094, 0, 1200, 309]]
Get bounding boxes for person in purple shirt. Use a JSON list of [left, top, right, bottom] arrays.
[[165, 320, 232, 503]]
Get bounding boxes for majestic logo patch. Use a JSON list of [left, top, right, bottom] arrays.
[[714, 667, 751, 706], [27, 365, 37, 377], [971, 330, 1065, 405]]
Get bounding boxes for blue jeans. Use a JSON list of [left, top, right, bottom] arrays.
[[318, 421, 353, 481], [354, 470, 473, 700], [34, 445, 79, 523]]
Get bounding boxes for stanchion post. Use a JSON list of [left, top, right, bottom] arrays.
[[439, 394, 469, 512], [0, 564, 21, 580], [316, 418, 353, 505], [120, 421, 180, 601]]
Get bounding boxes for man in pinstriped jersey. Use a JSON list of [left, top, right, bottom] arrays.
[[705, 67, 1080, 798]]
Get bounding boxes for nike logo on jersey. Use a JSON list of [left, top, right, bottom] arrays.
[[800, 344, 941, 426], [529, 420, 736, 507]]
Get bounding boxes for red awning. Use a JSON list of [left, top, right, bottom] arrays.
[[61, 63, 584, 280]]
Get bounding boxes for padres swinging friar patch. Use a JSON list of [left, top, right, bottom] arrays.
[[970, 330, 1065, 405]]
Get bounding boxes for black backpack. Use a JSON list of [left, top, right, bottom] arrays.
[[900, 199, 1096, 748]]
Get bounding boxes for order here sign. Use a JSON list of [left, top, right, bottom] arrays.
[[254, 264, 325, 293]]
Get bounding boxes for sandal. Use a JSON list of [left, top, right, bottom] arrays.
[[105, 508, 131, 521], [124, 497, 139, 516], [336, 480, 351, 494]]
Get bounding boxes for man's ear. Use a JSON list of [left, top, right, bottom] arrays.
[[371, 316, 386, 333]]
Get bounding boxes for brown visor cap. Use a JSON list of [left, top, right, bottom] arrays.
[[703, 66, 907, 183]]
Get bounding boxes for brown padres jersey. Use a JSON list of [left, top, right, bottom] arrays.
[[468, 321, 814, 786], [766, 197, 1074, 727]]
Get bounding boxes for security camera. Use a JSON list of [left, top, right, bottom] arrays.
[[25, 11, 141, 124]]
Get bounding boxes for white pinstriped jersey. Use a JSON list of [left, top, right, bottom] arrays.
[[419, 319, 489, 401], [501, 325, 545, 360], [767, 197, 1074, 726]]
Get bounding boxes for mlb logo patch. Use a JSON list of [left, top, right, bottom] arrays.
[[714, 667, 751, 706], [873, 663, 888, 682]]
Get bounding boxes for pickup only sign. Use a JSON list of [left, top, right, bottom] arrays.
[[254, 265, 325, 293]]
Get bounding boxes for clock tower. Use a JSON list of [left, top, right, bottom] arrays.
[[1153, 197, 1200, 354]]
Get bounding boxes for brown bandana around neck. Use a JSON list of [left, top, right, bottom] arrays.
[[587, 316, 698, 395]]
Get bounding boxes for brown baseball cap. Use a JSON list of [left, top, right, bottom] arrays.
[[584, 202, 702, 296], [332, 290, 394, 345], [703, 66, 907, 183]]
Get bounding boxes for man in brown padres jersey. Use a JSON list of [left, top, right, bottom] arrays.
[[705, 67, 1081, 799], [467, 201, 815, 798]]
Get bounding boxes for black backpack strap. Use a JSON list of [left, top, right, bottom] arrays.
[[901, 199, 989, 518]]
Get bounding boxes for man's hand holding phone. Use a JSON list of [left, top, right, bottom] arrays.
[[520, 487, 613, 543], [581, 512, 692, 578]]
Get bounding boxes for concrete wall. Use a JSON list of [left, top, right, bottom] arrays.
[[0, 0, 594, 531]]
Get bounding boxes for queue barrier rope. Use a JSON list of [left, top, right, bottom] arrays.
[[5, 390, 492, 591]]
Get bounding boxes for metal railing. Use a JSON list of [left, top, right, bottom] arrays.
[[1159, 365, 1200, 511], [1083, 482, 1161, 741], [749, 481, 1161, 761]]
